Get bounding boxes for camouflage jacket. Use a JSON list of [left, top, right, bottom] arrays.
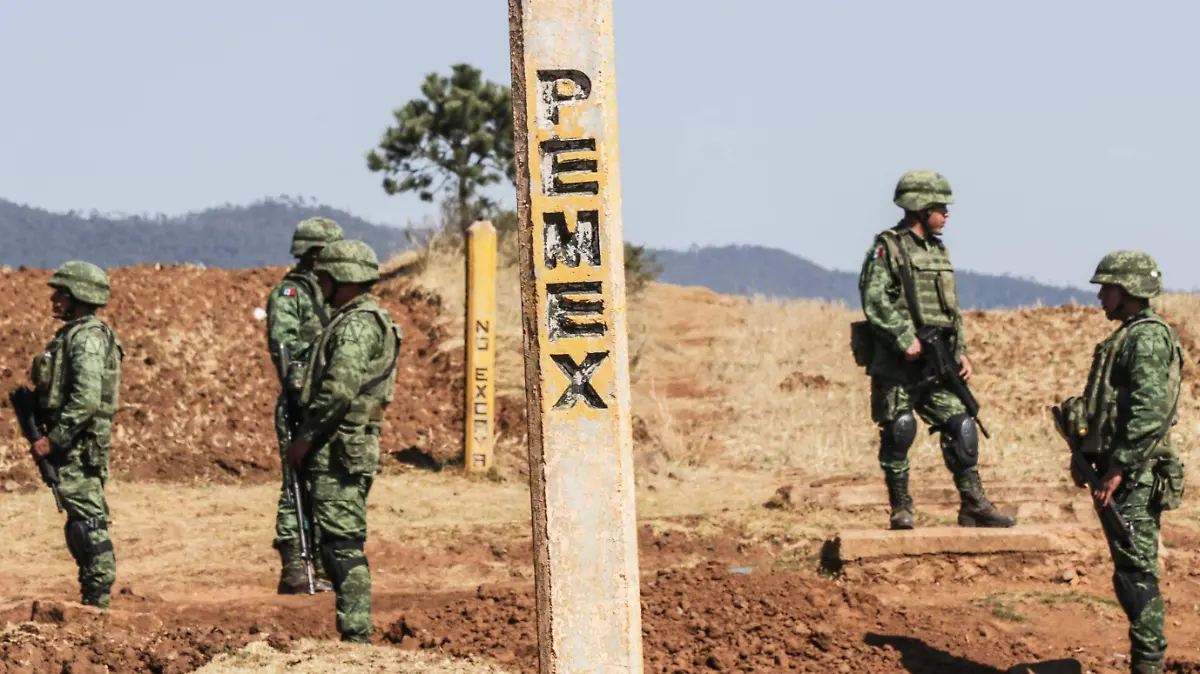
[[266, 268, 328, 387], [297, 294, 401, 474], [1080, 307, 1184, 472], [858, 224, 968, 378], [31, 315, 124, 462]]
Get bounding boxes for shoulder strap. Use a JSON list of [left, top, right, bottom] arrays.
[[880, 230, 923, 327], [283, 272, 329, 326], [325, 306, 402, 395], [64, 319, 118, 361]]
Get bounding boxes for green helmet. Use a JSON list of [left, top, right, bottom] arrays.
[[290, 217, 345, 257], [893, 169, 955, 212], [316, 240, 380, 284], [48, 261, 110, 306], [1090, 250, 1163, 299]]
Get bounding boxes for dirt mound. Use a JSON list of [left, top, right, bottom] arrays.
[[0, 265, 477, 487], [0, 600, 257, 674], [380, 561, 1129, 674]]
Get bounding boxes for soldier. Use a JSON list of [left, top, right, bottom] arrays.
[[286, 240, 401, 643], [29, 262, 124, 608], [266, 217, 344, 594], [855, 170, 1015, 530], [1060, 251, 1186, 674]]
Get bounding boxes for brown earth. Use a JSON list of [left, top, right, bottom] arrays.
[[8, 518, 1200, 674], [8, 264, 1200, 673], [0, 265, 520, 488]]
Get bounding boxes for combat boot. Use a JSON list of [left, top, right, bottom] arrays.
[[81, 586, 110, 609], [955, 470, 1016, 528], [884, 473, 914, 530], [1131, 652, 1164, 674], [277, 541, 333, 594]]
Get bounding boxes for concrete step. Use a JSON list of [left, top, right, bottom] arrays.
[[824, 524, 1083, 564]]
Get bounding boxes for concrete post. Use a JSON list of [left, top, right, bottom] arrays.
[[465, 220, 498, 473], [508, 0, 644, 672]]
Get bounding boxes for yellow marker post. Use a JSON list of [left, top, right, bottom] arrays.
[[465, 220, 498, 473], [509, 1, 643, 672]]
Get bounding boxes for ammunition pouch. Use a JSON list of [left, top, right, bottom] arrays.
[[320, 537, 367, 590], [332, 431, 380, 476], [850, 320, 875, 368], [1150, 456, 1186, 511], [64, 517, 112, 566]]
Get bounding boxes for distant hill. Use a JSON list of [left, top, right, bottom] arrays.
[[1, 197, 1090, 310], [0, 196, 414, 269], [650, 244, 1090, 310]]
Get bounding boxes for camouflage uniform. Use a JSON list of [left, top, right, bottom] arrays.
[[267, 217, 344, 594], [297, 240, 401, 643], [1063, 251, 1186, 674], [32, 262, 124, 608], [855, 170, 1014, 530]]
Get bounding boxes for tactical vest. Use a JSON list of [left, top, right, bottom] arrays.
[[300, 301, 402, 430], [1080, 313, 1183, 462], [31, 316, 124, 461], [877, 229, 960, 329]]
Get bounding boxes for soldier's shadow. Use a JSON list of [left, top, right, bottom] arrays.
[[864, 634, 1083, 674]]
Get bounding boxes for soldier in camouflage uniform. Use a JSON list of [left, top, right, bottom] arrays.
[[286, 240, 401, 643], [855, 170, 1015, 530], [1060, 251, 1186, 674], [266, 217, 345, 594], [29, 262, 124, 608]]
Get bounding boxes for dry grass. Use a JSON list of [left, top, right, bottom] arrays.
[[198, 639, 513, 674], [0, 468, 775, 600], [399, 242, 1200, 487]]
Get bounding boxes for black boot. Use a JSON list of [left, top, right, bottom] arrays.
[[955, 470, 1016, 528], [885, 473, 914, 530], [81, 586, 110, 609]]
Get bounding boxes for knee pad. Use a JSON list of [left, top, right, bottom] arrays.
[[64, 518, 112, 566], [942, 413, 979, 469], [319, 538, 368, 590], [880, 412, 917, 462], [1114, 569, 1161, 623]]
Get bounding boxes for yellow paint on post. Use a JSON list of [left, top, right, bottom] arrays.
[[509, 1, 643, 672], [465, 220, 498, 473]]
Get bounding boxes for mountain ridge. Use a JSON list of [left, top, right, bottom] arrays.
[[2, 196, 1089, 309]]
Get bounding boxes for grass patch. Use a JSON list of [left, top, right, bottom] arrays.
[[977, 594, 1028, 622]]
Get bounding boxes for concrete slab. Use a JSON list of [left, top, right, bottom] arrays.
[[826, 525, 1080, 563], [814, 484, 1084, 508]]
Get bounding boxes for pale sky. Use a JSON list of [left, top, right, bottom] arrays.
[[2, 1, 1197, 289]]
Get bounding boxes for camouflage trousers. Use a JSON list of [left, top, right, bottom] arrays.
[[57, 460, 116, 607], [273, 395, 300, 549], [309, 467, 375, 642], [871, 377, 971, 478], [1104, 472, 1166, 664]]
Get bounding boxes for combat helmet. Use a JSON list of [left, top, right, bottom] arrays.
[[1090, 250, 1163, 299], [48, 261, 111, 306], [316, 240, 380, 284], [894, 170, 955, 212], [290, 217, 345, 257]]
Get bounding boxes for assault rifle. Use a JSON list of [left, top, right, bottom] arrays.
[[280, 346, 316, 595], [892, 241, 990, 438], [1051, 405, 1134, 548], [8, 386, 65, 512]]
